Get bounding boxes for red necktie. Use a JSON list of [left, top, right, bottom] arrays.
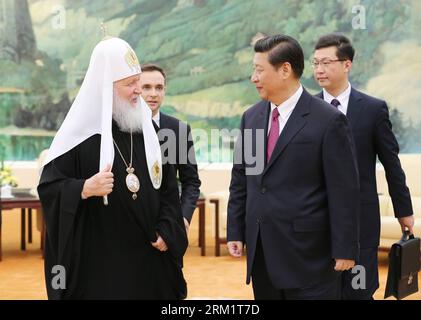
[[267, 108, 280, 162]]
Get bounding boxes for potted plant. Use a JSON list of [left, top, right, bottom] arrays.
[[0, 144, 18, 197]]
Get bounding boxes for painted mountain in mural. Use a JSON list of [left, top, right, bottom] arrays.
[[1, 0, 420, 160], [29, 0, 419, 119]]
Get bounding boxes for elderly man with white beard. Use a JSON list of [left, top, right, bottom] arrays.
[[38, 37, 188, 300]]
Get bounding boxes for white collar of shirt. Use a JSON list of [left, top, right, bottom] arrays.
[[152, 111, 160, 127], [322, 82, 351, 115], [268, 84, 303, 136]]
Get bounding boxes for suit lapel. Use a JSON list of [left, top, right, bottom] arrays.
[[157, 111, 165, 129], [252, 101, 270, 133], [262, 90, 310, 176], [250, 101, 270, 165], [317, 89, 363, 130], [346, 88, 364, 130]]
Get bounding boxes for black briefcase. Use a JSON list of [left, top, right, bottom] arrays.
[[384, 231, 420, 300]]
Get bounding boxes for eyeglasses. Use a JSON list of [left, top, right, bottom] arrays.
[[310, 59, 346, 69]]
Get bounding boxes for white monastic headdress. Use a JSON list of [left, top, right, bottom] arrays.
[[42, 37, 162, 190]]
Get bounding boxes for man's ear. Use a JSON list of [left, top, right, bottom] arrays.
[[278, 62, 292, 79], [344, 60, 352, 74]]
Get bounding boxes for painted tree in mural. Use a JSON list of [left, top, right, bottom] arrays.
[[0, 0, 68, 160], [389, 107, 421, 153], [0, 0, 37, 62]]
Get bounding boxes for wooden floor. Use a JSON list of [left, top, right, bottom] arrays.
[[0, 208, 420, 300]]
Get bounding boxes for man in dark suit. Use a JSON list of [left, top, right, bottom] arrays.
[[227, 34, 360, 300], [312, 33, 414, 300], [139, 64, 201, 231]]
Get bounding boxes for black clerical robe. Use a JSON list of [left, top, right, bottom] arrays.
[[38, 122, 188, 299]]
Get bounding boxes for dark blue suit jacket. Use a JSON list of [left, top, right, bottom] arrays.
[[316, 89, 413, 248], [228, 89, 360, 289], [157, 112, 201, 222]]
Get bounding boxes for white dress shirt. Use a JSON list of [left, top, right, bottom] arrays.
[[268, 85, 303, 136], [322, 82, 351, 115], [152, 112, 160, 128]]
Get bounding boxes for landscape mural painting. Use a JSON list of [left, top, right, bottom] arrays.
[[1, 0, 420, 163]]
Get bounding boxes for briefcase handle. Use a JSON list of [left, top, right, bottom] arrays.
[[400, 230, 415, 242]]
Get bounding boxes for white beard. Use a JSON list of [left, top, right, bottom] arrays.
[[112, 91, 143, 133]]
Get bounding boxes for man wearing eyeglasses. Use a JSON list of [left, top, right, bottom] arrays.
[[312, 33, 414, 300]]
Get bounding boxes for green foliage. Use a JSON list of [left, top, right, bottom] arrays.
[[389, 107, 418, 153], [0, 54, 67, 126], [0, 93, 22, 127], [168, 63, 251, 95], [0, 141, 5, 168], [0, 134, 53, 161], [160, 104, 178, 116], [168, 80, 257, 106], [28, 55, 67, 103]]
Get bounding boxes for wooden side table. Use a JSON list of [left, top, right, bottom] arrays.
[[0, 194, 42, 261], [209, 198, 227, 256]]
